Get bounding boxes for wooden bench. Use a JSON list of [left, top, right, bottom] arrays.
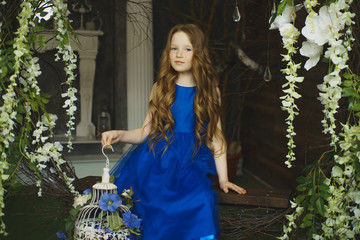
[[74, 176, 292, 209], [213, 186, 292, 209]]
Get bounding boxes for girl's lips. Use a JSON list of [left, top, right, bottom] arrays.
[[175, 61, 184, 64]]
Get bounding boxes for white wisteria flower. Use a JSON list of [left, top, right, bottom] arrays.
[[279, 23, 300, 45], [299, 40, 323, 70], [302, 6, 333, 46], [270, 4, 294, 30]]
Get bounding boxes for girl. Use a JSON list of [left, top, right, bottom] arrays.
[[102, 24, 246, 240]]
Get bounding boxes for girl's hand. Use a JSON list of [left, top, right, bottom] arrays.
[[219, 181, 246, 194], [101, 130, 122, 148]]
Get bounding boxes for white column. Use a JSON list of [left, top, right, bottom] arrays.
[[38, 30, 103, 139], [126, 0, 153, 130]]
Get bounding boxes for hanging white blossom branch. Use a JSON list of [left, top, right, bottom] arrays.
[[270, 3, 303, 168], [300, 0, 355, 147], [0, 1, 34, 235], [0, 0, 79, 235], [275, 0, 357, 239], [52, 0, 78, 151]]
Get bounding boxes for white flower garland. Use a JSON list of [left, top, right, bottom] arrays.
[[273, 0, 355, 164], [278, 200, 304, 240], [0, 0, 79, 235], [275, 0, 357, 239], [271, 4, 303, 168], [0, 1, 34, 235], [52, 0, 78, 151]]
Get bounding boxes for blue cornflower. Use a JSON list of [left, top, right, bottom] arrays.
[[123, 211, 142, 229], [83, 188, 92, 195], [56, 231, 68, 240], [99, 193, 122, 212]]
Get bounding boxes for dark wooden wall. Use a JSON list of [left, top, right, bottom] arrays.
[[154, 0, 341, 189], [238, 7, 346, 189], [38, 0, 342, 184]]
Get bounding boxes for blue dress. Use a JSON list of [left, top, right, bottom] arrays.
[[111, 84, 219, 240]]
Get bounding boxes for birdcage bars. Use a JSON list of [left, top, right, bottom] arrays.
[[73, 145, 131, 240], [73, 182, 131, 240]]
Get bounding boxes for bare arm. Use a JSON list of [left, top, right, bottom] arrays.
[[213, 88, 246, 194], [213, 120, 246, 195], [101, 85, 155, 146], [101, 111, 152, 146]]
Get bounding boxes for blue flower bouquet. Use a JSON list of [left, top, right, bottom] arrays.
[[72, 167, 142, 240]]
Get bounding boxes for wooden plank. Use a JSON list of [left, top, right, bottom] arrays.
[[214, 186, 291, 209], [75, 177, 292, 209]]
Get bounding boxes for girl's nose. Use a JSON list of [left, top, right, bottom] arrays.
[[176, 49, 183, 57]]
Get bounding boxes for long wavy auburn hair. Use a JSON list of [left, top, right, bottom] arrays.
[[147, 24, 226, 156]]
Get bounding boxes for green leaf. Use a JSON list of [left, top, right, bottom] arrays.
[[7, 62, 14, 71], [342, 72, 351, 80], [307, 186, 316, 196], [107, 212, 123, 231], [316, 198, 326, 217], [296, 175, 307, 184], [296, 184, 306, 192], [277, 0, 293, 15], [65, 219, 74, 232], [343, 88, 360, 99], [295, 194, 305, 204], [343, 80, 353, 87], [17, 104, 26, 114], [319, 190, 331, 199], [300, 213, 314, 229], [69, 207, 79, 216], [355, 163, 360, 178], [20, 137, 30, 152], [0, 65, 7, 78], [351, 103, 360, 111], [34, 26, 45, 33], [15, 113, 23, 125], [308, 195, 315, 211], [318, 184, 329, 192]]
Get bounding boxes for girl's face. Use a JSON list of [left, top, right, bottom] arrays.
[[169, 31, 194, 74]]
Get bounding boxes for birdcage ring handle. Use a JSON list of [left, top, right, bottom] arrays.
[[102, 144, 114, 168]]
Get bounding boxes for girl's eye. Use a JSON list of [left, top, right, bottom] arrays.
[[171, 47, 177, 51], [185, 48, 192, 52]]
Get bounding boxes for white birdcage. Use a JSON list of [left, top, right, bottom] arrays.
[[74, 145, 131, 240]]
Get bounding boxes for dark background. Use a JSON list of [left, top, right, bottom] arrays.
[[37, 0, 344, 189]]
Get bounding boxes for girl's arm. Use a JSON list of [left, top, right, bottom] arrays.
[[213, 87, 246, 194], [213, 120, 246, 195], [101, 85, 155, 146], [101, 111, 152, 146]]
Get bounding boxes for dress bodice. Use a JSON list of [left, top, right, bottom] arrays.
[[171, 84, 196, 133]]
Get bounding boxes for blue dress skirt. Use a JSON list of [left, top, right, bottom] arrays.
[[111, 85, 219, 240]]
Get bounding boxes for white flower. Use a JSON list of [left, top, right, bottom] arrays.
[[331, 165, 343, 178], [299, 40, 323, 70], [121, 189, 132, 199], [279, 23, 300, 44], [344, 165, 353, 177], [301, 5, 333, 46], [352, 191, 360, 204], [73, 194, 90, 208], [353, 208, 360, 219], [42, 114, 58, 129], [270, 5, 294, 30]]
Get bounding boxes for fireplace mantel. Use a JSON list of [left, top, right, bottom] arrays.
[[37, 30, 104, 139]]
